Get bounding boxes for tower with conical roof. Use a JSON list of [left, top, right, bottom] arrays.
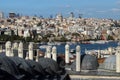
[[116, 46, 120, 73], [65, 44, 70, 64], [5, 41, 12, 57], [18, 42, 23, 58], [28, 42, 33, 60], [76, 45, 81, 72], [52, 46, 57, 61]]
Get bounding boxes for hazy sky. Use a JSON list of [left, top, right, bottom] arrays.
[[0, 0, 120, 19]]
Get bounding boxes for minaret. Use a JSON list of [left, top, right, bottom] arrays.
[[65, 44, 70, 64], [76, 45, 81, 72], [116, 46, 120, 73], [28, 42, 33, 60], [5, 41, 12, 57], [18, 42, 23, 58], [46, 46, 51, 58], [36, 49, 39, 62], [52, 46, 57, 61]]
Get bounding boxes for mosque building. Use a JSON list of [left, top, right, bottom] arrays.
[[0, 41, 120, 80]]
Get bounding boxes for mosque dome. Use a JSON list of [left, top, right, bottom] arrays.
[[81, 54, 98, 70], [9, 57, 33, 75], [103, 55, 116, 70], [9, 57, 46, 79], [38, 58, 60, 75], [25, 59, 45, 75], [0, 55, 19, 75], [0, 55, 21, 79], [71, 54, 99, 71]]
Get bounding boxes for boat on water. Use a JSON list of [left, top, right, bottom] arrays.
[[54, 42, 61, 45], [81, 41, 90, 44], [47, 42, 55, 45], [70, 49, 76, 54], [47, 42, 62, 46], [39, 45, 51, 49], [89, 40, 108, 44], [66, 42, 77, 45]]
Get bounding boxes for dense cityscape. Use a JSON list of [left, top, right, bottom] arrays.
[[0, 12, 120, 43]]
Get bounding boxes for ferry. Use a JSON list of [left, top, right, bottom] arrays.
[[89, 40, 108, 44], [39, 45, 51, 49], [70, 49, 76, 54], [47, 42, 55, 45]]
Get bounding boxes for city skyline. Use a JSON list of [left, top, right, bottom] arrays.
[[0, 0, 120, 19]]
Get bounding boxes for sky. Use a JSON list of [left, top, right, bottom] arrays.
[[0, 0, 120, 19]]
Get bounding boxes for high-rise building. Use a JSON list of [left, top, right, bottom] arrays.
[[9, 12, 16, 18], [56, 13, 63, 22], [70, 12, 74, 18], [0, 12, 4, 19]]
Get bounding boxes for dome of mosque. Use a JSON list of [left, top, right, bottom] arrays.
[[0, 55, 19, 75], [103, 55, 116, 70], [25, 59, 45, 75], [71, 54, 99, 71], [0, 55, 21, 79], [38, 58, 60, 75], [81, 54, 98, 70], [9, 57, 33, 75], [8, 57, 63, 79]]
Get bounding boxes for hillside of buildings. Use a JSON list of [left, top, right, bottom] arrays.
[[0, 12, 120, 43]]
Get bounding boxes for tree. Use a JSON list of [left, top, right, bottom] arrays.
[[72, 33, 80, 36], [107, 35, 114, 40]]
